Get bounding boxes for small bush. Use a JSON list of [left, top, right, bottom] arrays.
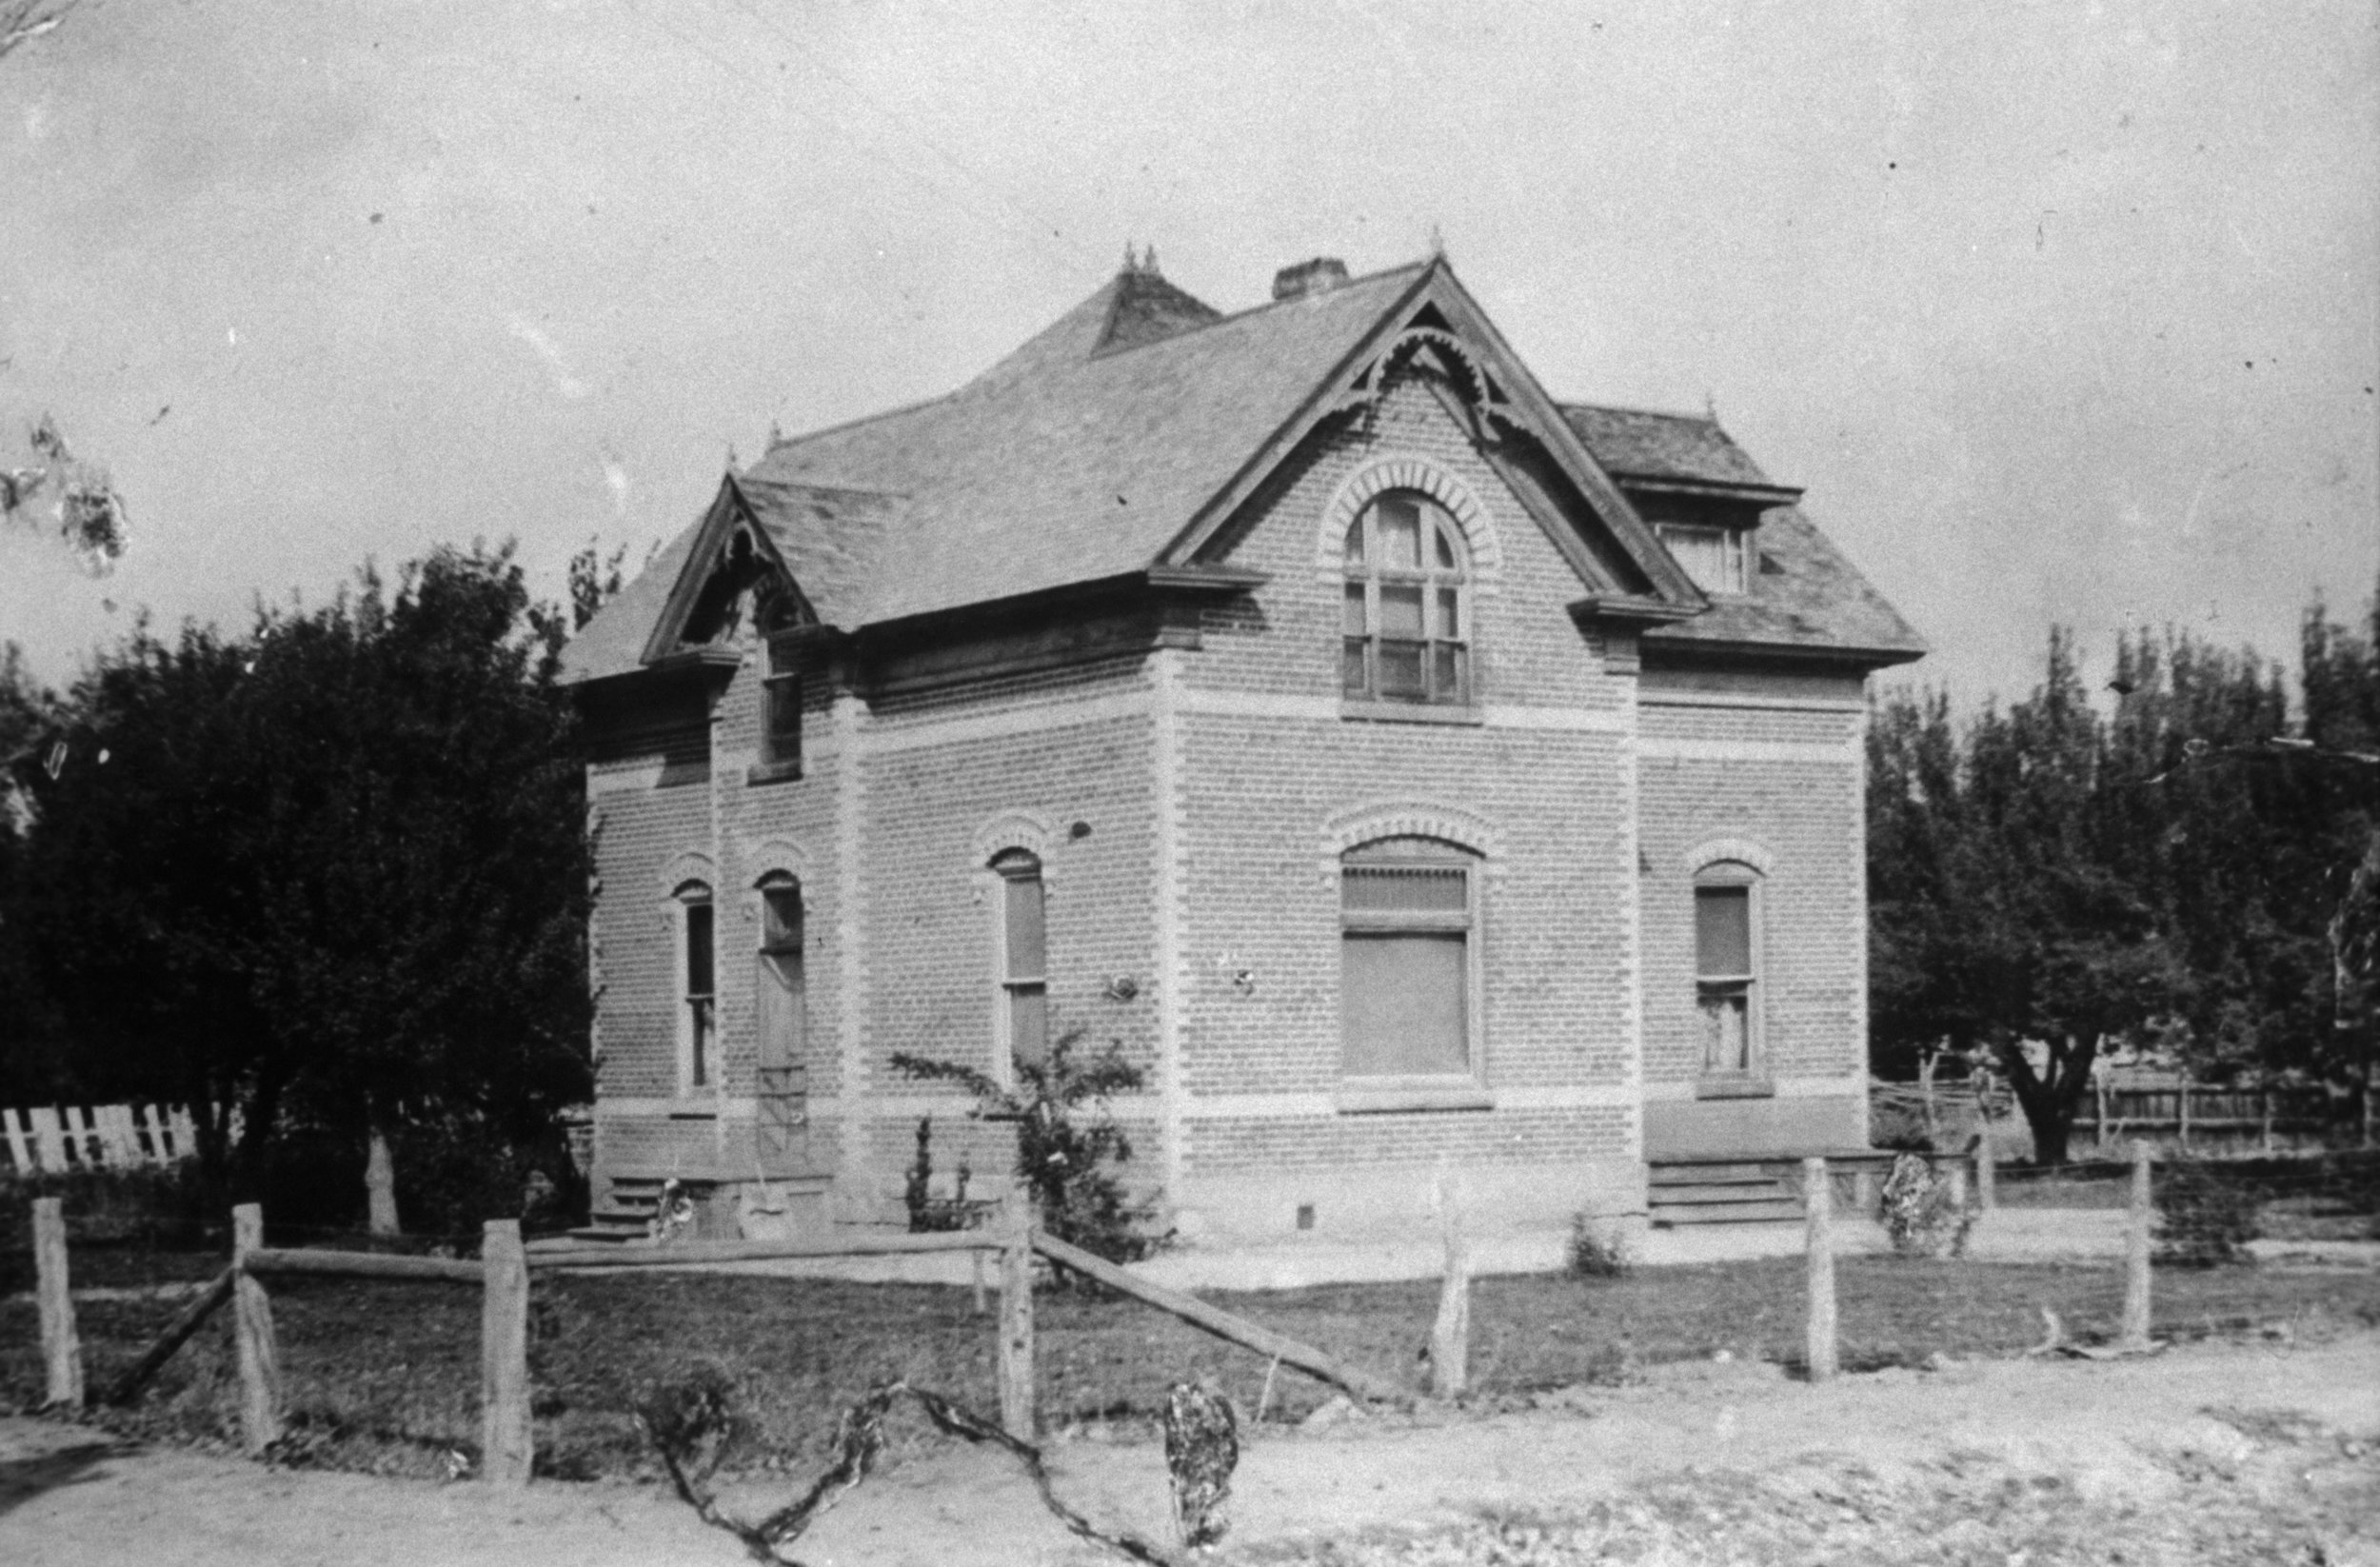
[[1868, 1099, 1935, 1154], [1880, 1152, 1973, 1259], [1567, 1213, 1633, 1279], [892, 1029, 1163, 1270], [2155, 1159, 2261, 1267]]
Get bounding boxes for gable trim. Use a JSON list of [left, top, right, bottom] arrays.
[[1163, 262, 1703, 615], [637, 473, 812, 667]]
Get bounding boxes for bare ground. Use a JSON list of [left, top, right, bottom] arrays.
[[5, 1324, 2377, 1566]]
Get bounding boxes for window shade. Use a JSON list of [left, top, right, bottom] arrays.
[[1695, 884, 1751, 978]]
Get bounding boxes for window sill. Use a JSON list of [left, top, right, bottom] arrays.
[[1339, 701, 1483, 726], [666, 1106, 721, 1121], [745, 760, 803, 786], [1335, 1080, 1495, 1115], [1695, 1074, 1775, 1101]]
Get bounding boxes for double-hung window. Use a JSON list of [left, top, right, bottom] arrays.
[[679, 885, 716, 1090], [1343, 493, 1470, 705], [752, 635, 803, 782], [1656, 523, 1749, 596], [1694, 863, 1761, 1078], [993, 850, 1047, 1076], [1339, 839, 1477, 1079]]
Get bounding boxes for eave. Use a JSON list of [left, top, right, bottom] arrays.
[[1611, 475, 1805, 507]]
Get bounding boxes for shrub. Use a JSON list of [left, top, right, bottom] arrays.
[[1867, 1099, 1935, 1154], [1879, 1152, 1973, 1259], [1567, 1213, 1632, 1279], [891, 1029, 1162, 1268], [2155, 1158, 2261, 1267]]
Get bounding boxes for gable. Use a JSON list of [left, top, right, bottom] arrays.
[[1162, 267, 1701, 613], [637, 475, 814, 664]]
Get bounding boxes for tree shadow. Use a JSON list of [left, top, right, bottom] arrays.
[[0, 1438, 129, 1521]]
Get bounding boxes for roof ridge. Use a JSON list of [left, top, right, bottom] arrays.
[[736, 473, 904, 500], [1075, 258, 1435, 366], [1559, 399, 1727, 426], [762, 388, 957, 457]]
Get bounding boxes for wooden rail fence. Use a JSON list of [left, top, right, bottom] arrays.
[[28, 1185, 1414, 1486]]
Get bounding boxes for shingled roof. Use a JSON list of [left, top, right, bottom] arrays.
[[740, 261, 1430, 627], [1559, 404, 1782, 490], [1557, 405, 1924, 663], [564, 258, 1920, 682]]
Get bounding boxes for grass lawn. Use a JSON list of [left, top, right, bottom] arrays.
[[7, 1249, 2375, 1484]]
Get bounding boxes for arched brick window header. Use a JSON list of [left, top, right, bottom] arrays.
[[1318, 455, 1501, 577], [1321, 802, 1503, 866], [745, 838, 811, 889], [658, 849, 717, 896], [972, 809, 1057, 871], [1683, 837, 1775, 877]]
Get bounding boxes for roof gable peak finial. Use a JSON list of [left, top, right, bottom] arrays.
[[1121, 239, 1138, 274], [1427, 223, 1447, 260]]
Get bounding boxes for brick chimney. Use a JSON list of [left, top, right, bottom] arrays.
[[1272, 257, 1350, 302]]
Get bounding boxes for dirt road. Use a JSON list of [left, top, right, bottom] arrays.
[[6, 1327, 2377, 1566]]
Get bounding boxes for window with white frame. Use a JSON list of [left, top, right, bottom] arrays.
[[1342, 492, 1471, 704], [1656, 523, 1749, 596], [1339, 837, 1478, 1078], [676, 883, 717, 1090], [1694, 862, 1761, 1077], [993, 850, 1047, 1075]]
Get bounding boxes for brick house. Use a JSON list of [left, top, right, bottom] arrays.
[[561, 252, 1923, 1252]]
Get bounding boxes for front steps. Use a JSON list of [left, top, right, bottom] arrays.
[[1647, 1159, 1806, 1228]]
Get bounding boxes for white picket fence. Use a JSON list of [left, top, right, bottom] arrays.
[[0, 1103, 209, 1174]]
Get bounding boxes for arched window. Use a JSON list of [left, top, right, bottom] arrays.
[[674, 883, 716, 1091], [1340, 837, 1479, 1079], [1694, 861, 1762, 1078], [1342, 492, 1470, 704], [992, 850, 1047, 1076]]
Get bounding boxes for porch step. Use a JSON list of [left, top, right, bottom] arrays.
[[1646, 1158, 1806, 1230]]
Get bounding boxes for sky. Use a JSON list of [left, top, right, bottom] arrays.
[[1, 0, 2373, 708]]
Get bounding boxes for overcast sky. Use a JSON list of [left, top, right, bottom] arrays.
[[2, 0, 2373, 707]]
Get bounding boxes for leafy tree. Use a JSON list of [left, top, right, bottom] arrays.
[[10, 544, 592, 1221], [1870, 591, 2380, 1162], [0, 644, 67, 1102]]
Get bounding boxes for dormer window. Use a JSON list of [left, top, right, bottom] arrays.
[[1342, 493, 1470, 704], [1656, 523, 1749, 596]]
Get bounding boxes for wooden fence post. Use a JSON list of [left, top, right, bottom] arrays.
[[2095, 1073, 2112, 1152], [33, 1198, 84, 1409], [1803, 1159, 1837, 1383], [996, 1187, 1036, 1443], [1428, 1173, 1470, 1398], [2176, 1083, 2191, 1150], [480, 1220, 532, 1486], [1942, 1157, 1968, 1212], [1974, 1133, 1995, 1213], [231, 1203, 283, 1454], [2119, 1141, 2153, 1352]]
